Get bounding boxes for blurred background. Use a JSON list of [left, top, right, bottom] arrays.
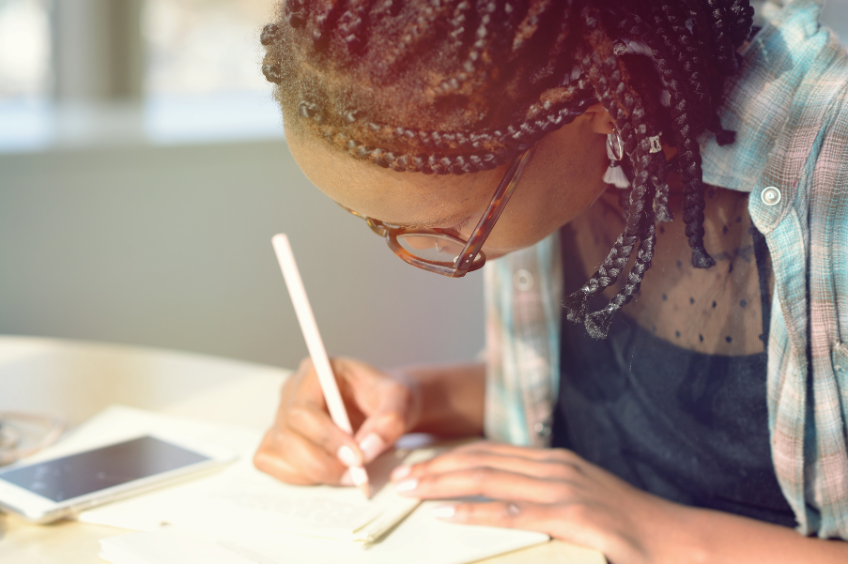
[[0, 0, 487, 370], [0, 1, 846, 371]]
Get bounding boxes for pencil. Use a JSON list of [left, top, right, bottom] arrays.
[[272, 234, 371, 498]]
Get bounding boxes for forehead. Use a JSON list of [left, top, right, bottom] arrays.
[[285, 127, 508, 226]]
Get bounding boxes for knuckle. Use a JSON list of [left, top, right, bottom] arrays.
[[285, 404, 314, 429], [471, 466, 494, 483], [380, 410, 406, 436], [551, 448, 576, 463], [550, 461, 577, 480], [297, 357, 314, 373], [563, 501, 591, 523]]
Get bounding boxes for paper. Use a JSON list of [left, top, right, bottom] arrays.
[[100, 515, 553, 564], [49, 406, 551, 564], [167, 445, 429, 542], [68, 406, 424, 542]]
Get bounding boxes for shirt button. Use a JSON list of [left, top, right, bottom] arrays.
[[513, 268, 535, 292], [761, 186, 781, 206]]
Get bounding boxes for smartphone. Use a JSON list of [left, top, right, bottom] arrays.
[[0, 434, 235, 523]]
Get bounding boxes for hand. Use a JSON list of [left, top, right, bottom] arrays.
[[254, 357, 420, 486], [390, 441, 687, 564]]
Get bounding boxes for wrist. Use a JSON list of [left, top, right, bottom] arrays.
[[390, 362, 485, 436], [623, 495, 708, 564], [390, 369, 425, 434]]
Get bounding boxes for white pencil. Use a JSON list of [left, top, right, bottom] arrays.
[[272, 234, 370, 498]]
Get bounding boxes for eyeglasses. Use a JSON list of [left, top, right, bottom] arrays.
[[341, 145, 537, 278]]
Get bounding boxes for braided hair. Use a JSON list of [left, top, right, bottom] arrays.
[[260, 0, 753, 339]]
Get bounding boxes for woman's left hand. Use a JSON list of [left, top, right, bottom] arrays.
[[391, 441, 692, 564]]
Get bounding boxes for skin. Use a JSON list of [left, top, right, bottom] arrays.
[[284, 104, 613, 259], [254, 104, 848, 563]]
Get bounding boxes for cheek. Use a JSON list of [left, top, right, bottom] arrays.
[[476, 207, 555, 256]]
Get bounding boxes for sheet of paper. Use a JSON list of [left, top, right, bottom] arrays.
[[100, 505, 552, 564], [57, 406, 551, 564], [166, 445, 428, 542], [73, 406, 423, 541]]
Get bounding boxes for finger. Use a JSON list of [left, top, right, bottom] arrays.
[[395, 467, 569, 504], [395, 448, 581, 483], [253, 427, 348, 485], [431, 500, 558, 534], [353, 411, 404, 463], [449, 441, 586, 466], [285, 402, 366, 468], [329, 359, 412, 463]]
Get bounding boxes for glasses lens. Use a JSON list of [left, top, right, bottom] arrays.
[[396, 232, 468, 264]]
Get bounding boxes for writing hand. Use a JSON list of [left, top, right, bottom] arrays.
[[254, 357, 420, 486]]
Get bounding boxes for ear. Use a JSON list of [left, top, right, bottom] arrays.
[[582, 103, 616, 135]]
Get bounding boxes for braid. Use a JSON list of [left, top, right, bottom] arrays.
[[308, 0, 342, 50], [586, 221, 658, 338], [510, 0, 553, 54], [447, 1, 473, 53], [285, 0, 306, 28], [337, 0, 374, 53], [703, 0, 739, 75], [261, 0, 754, 337], [562, 9, 660, 327], [632, 7, 715, 267], [653, 2, 712, 130], [379, 0, 455, 78], [727, 0, 755, 48]]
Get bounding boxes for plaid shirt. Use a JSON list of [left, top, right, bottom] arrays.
[[483, 0, 848, 539]]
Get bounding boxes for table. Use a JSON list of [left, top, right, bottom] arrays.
[[0, 336, 605, 563]]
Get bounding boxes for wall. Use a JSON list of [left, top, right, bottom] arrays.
[[0, 138, 485, 370]]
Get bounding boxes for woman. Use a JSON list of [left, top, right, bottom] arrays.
[[253, 0, 848, 561]]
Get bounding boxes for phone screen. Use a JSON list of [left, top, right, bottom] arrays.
[[0, 436, 209, 502]]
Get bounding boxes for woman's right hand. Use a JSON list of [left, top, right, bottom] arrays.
[[253, 357, 420, 486]]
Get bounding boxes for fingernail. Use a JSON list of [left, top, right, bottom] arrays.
[[431, 505, 455, 519], [391, 465, 411, 482], [395, 479, 418, 493], [337, 445, 360, 468], [340, 469, 354, 486], [349, 466, 369, 488], [358, 433, 386, 463]]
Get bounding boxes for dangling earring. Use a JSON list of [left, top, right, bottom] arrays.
[[603, 129, 630, 188]]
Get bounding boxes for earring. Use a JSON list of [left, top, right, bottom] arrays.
[[603, 130, 630, 188]]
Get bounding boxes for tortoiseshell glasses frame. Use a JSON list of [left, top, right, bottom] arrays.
[[341, 145, 537, 278]]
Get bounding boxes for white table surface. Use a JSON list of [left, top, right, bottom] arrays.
[[0, 335, 605, 564]]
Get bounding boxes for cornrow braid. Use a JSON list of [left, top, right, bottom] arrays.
[[306, 98, 595, 174], [379, 0, 455, 79], [447, 1, 472, 53], [260, 0, 754, 338], [308, 0, 342, 50], [337, 0, 374, 53], [510, 0, 553, 54]]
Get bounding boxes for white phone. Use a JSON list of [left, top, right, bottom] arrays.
[[0, 433, 235, 523]]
